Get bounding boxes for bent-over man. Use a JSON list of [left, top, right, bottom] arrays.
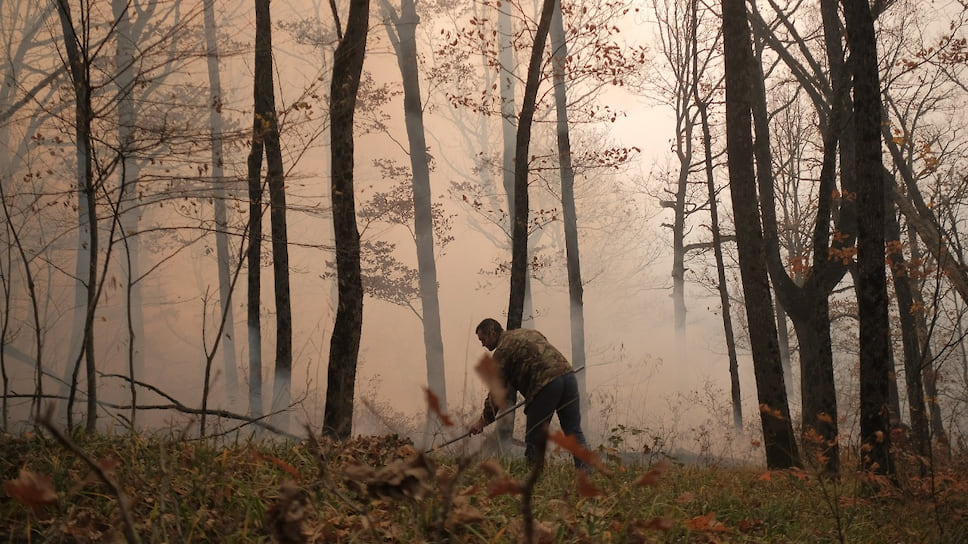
[[468, 318, 589, 469]]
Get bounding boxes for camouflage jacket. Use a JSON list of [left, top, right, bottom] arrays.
[[482, 328, 572, 423]]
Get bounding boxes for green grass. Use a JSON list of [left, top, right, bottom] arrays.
[[1, 430, 966, 543]]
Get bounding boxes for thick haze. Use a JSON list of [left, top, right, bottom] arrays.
[[1, 0, 770, 463]]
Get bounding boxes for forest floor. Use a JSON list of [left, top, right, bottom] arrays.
[[1, 429, 967, 543]]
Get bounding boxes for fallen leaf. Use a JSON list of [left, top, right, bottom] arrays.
[[487, 474, 522, 497], [448, 495, 485, 525], [3, 469, 58, 508], [674, 491, 696, 504], [638, 517, 674, 531], [686, 512, 730, 533], [265, 483, 311, 544], [576, 471, 603, 497], [479, 459, 505, 477], [634, 458, 671, 486]]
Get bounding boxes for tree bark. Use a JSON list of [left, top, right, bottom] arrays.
[[245, 84, 265, 421], [884, 185, 930, 466], [550, 0, 587, 416], [324, 0, 370, 440], [111, 0, 146, 430], [749, 0, 853, 473], [721, 0, 800, 469], [56, 0, 99, 433], [691, 0, 741, 430], [843, 0, 894, 476], [380, 0, 448, 417], [203, 0, 240, 408], [252, 0, 294, 434], [494, 1, 519, 452], [507, 0, 557, 331]]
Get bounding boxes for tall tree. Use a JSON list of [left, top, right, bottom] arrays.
[[111, 0, 143, 428], [55, 0, 100, 432], [748, 0, 858, 473], [721, 0, 800, 468], [507, 0, 557, 330], [378, 0, 448, 419], [650, 0, 704, 337], [324, 0, 370, 440], [688, 0, 740, 429], [258, 0, 294, 433], [843, 0, 894, 476], [245, 15, 266, 421], [202, 0, 240, 408], [237, 0, 294, 433], [884, 182, 930, 465], [550, 0, 587, 415]]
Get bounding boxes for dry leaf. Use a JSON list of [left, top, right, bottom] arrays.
[[448, 495, 485, 525], [265, 483, 311, 544], [686, 512, 730, 533], [674, 491, 696, 504], [576, 471, 603, 497], [423, 387, 454, 427], [634, 459, 671, 487], [547, 430, 609, 474], [364, 453, 436, 500], [638, 517, 674, 531], [255, 452, 302, 480], [474, 354, 508, 411], [486, 474, 522, 497], [479, 459, 505, 478], [759, 404, 785, 420], [3, 469, 58, 508]]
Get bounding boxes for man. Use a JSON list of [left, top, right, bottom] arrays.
[[468, 318, 589, 469]]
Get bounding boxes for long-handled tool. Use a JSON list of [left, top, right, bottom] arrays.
[[424, 366, 585, 454]]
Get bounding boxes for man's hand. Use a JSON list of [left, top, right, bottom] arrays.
[[468, 418, 485, 435]]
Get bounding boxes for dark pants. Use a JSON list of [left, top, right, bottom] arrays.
[[524, 373, 589, 469]]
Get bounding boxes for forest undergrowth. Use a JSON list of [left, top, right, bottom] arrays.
[[2, 419, 968, 544]]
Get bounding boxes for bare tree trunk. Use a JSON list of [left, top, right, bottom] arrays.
[[690, 0, 740, 430], [494, 0, 523, 455], [111, 0, 147, 430], [56, 0, 99, 432], [203, 0, 240, 408], [885, 189, 930, 467], [508, 0, 556, 330], [380, 0, 448, 418], [906, 226, 947, 446], [747, 0, 850, 473], [843, 0, 894, 476], [550, 0, 587, 417], [245, 78, 265, 421], [721, 0, 800, 469], [251, 0, 294, 434], [324, 0, 370, 440]]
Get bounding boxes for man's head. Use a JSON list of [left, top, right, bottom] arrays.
[[475, 318, 503, 351]]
